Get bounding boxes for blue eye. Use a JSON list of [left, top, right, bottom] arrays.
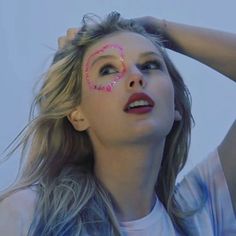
[[140, 60, 162, 71], [99, 64, 118, 76]]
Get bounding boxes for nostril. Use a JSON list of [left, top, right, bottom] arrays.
[[129, 80, 146, 88], [130, 81, 135, 87]]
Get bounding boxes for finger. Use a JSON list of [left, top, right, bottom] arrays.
[[58, 36, 69, 49], [66, 28, 79, 40], [58, 28, 80, 49]]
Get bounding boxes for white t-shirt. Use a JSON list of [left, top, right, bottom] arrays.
[[120, 195, 177, 235], [120, 149, 236, 236], [1, 149, 235, 235]]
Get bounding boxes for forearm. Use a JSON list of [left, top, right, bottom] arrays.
[[218, 119, 236, 213], [159, 20, 236, 82]]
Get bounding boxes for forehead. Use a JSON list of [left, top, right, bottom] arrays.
[[83, 31, 162, 62]]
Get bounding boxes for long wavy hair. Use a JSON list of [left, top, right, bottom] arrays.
[[0, 12, 194, 235]]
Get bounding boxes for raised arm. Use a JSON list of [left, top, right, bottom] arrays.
[[164, 19, 236, 212], [136, 17, 236, 82], [57, 18, 236, 212], [58, 18, 236, 82], [218, 120, 236, 212], [136, 16, 236, 212]]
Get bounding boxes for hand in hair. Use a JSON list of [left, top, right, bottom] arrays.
[[56, 16, 166, 50], [133, 16, 165, 36], [58, 28, 79, 49], [135, 16, 236, 81], [57, 17, 166, 50]]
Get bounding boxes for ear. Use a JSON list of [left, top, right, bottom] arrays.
[[174, 110, 182, 121], [67, 107, 90, 131]]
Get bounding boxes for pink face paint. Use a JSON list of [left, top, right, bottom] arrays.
[[84, 44, 126, 92]]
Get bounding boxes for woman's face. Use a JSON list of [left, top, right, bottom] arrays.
[[77, 32, 176, 147]]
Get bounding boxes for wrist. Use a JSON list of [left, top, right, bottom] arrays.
[[159, 19, 174, 50], [161, 19, 168, 34]]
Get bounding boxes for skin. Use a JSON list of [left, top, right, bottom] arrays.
[[68, 32, 182, 221], [138, 18, 236, 212], [85, 43, 126, 92], [1, 17, 235, 234]]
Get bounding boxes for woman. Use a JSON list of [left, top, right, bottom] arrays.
[[0, 12, 235, 235]]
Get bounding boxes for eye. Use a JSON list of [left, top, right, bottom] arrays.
[[99, 64, 119, 76], [140, 60, 162, 71]]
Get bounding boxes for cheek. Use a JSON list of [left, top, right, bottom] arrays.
[[164, 80, 175, 107], [152, 76, 176, 126], [152, 75, 175, 108], [81, 87, 112, 124], [81, 93, 119, 142], [163, 80, 175, 114], [153, 78, 176, 135]]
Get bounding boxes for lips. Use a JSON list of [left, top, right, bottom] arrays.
[[123, 92, 155, 112]]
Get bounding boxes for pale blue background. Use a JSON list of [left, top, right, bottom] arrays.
[[0, 0, 235, 190]]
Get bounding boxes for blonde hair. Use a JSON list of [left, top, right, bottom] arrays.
[[0, 12, 194, 235]]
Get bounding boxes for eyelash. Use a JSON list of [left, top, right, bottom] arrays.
[[139, 60, 162, 72], [98, 59, 162, 77], [99, 64, 118, 76]]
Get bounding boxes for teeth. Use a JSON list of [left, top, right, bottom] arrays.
[[128, 100, 149, 109]]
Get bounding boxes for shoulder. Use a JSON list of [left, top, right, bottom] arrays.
[[218, 119, 236, 213], [0, 187, 38, 235], [174, 149, 225, 209], [174, 149, 236, 234]]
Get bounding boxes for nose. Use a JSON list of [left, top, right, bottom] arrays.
[[126, 65, 146, 89]]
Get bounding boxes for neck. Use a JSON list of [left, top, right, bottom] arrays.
[[93, 140, 165, 221]]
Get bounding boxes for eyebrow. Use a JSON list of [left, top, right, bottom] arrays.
[[89, 51, 162, 68], [139, 51, 162, 59], [91, 55, 117, 67]]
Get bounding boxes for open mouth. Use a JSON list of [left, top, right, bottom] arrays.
[[124, 92, 155, 114], [125, 105, 154, 114]]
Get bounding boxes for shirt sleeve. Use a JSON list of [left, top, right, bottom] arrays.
[[174, 148, 236, 236]]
